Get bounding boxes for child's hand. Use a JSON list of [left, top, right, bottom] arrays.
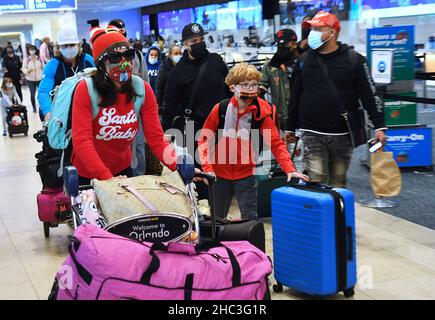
[[287, 172, 310, 182]]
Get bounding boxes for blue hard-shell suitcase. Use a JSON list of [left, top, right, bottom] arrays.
[[271, 183, 357, 298]]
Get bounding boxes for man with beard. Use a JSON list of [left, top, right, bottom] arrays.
[[260, 29, 299, 130]]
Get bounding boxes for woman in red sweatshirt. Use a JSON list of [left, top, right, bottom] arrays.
[[198, 63, 309, 220], [72, 25, 176, 184]]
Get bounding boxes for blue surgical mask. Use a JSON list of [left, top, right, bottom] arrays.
[[308, 30, 331, 50], [148, 57, 158, 65], [61, 45, 78, 60]]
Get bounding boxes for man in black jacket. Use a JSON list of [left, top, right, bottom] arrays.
[[285, 12, 387, 188], [2, 46, 23, 101], [163, 23, 229, 200], [162, 23, 229, 132]]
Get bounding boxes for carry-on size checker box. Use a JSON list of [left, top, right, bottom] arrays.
[[271, 184, 357, 298]]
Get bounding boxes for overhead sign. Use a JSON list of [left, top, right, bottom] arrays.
[[0, 0, 77, 13], [371, 49, 393, 85]]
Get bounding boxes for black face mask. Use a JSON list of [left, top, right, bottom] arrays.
[[189, 42, 207, 60], [277, 47, 294, 61]]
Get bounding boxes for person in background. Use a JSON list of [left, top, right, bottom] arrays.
[[156, 45, 182, 114], [298, 14, 314, 54], [198, 63, 309, 220], [1, 46, 23, 102], [1, 77, 22, 136], [163, 23, 230, 201], [108, 19, 148, 81], [38, 28, 94, 122], [39, 37, 51, 64], [145, 46, 162, 93], [81, 38, 92, 55], [285, 11, 386, 188], [260, 29, 299, 130], [106, 18, 149, 176], [22, 45, 45, 113], [1, 42, 12, 58]]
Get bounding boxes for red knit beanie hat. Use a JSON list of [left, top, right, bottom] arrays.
[[88, 19, 131, 62]]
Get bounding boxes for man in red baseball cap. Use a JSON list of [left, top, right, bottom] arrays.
[[285, 11, 387, 188]]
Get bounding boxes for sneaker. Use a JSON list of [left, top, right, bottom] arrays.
[[33, 108, 37, 113], [2, 132, 6, 136]]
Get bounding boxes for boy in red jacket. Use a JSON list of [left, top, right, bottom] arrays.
[[198, 63, 309, 220]]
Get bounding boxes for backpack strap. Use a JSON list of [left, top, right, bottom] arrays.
[[131, 75, 146, 116], [85, 75, 145, 120], [217, 98, 231, 130]]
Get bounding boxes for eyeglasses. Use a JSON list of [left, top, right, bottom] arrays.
[[239, 83, 259, 90], [104, 49, 135, 64]]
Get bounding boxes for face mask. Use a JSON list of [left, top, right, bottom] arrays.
[[6, 83, 14, 89], [234, 86, 258, 102], [276, 47, 294, 63], [148, 57, 158, 65], [7, 52, 13, 56], [106, 61, 132, 83], [29, 50, 36, 56], [172, 55, 182, 64], [189, 42, 207, 59], [308, 30, 332, 50], [61, 45, 78, 60]]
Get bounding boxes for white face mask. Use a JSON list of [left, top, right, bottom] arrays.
[[148, 57, 159, 65], [172, 55, 182, 64], [6, 83, 14, 89], [29, 50, 36, 56], [61, 45, 78, 60]]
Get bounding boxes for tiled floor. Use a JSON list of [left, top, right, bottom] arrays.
[[1, 89, 435, 300]]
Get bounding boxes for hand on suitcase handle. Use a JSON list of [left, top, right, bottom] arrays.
[[194, 172, 216, 186]]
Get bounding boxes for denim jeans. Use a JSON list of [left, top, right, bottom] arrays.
[[213, 175, 258, 220], [302, 131, 353, 188], [27, 81, 40, 111]]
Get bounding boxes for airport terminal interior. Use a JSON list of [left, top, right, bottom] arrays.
[[1, 0, 435, 301]]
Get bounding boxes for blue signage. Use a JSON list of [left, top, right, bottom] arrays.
[[384, 127, 433, 168], [367, 25, 415, 82], [0, 0, 77, 12]]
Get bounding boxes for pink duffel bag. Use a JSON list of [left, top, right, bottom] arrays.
[[37, 187, 71, 222], [50, 224, 272, 300]]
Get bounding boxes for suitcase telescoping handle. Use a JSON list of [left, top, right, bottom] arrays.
[[288, 178, 333, 190], [194, 172, 218, 241]]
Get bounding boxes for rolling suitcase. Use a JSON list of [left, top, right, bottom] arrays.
[[271, 182, 357, 298], [198, 174, 266, 253], [6, 105, 29, 137]]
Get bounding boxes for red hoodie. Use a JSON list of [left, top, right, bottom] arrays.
[[198, 96, 296, 181], [71, 79, 177, 180]]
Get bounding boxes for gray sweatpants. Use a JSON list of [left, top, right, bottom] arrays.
[[213, 175, 258, 220]]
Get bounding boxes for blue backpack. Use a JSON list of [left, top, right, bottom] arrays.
[[46, 68, 145, 175]]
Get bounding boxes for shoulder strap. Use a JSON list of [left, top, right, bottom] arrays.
[[348, 49, 359, 72], [135, 49, 143, 74], [298, 51, 311, 71], [184, 56, 210, 118], [131, 75, 146, 116], [217, 98, 231, 130], [85, 75, 146, 120], [316, 54, 357, 148], [84, 77, 100, 119]]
